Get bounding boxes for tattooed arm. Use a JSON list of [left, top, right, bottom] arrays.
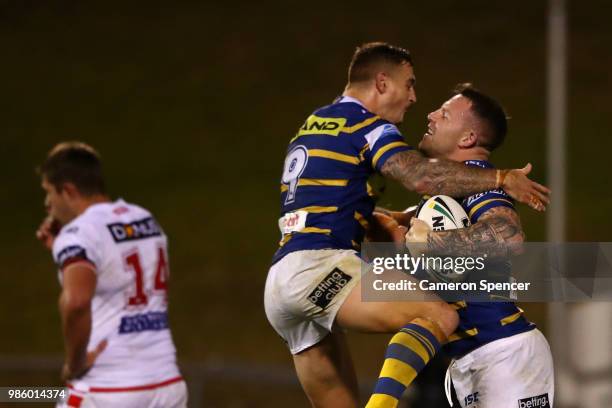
[[380, 150, 550, 211], [422, 206, 525, 259]]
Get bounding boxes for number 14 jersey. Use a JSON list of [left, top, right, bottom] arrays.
[[52, 199, 181, 388]]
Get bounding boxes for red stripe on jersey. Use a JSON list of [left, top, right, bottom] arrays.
[[66, 392, 84, 407], [68, 376, 183, 393]]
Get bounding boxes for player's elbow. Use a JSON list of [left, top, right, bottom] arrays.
[[412, 178, 432, 195], [59, 292, 92, 314], [417, 302, 459, 339], [437, 305, 459, 338]]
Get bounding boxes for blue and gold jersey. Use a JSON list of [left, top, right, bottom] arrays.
[[461, 160, 515, 223], [444, 160, 535, 358], [272, 96, 412, 264]]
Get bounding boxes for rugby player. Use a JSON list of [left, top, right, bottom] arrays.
[[36, 142, 187, 408], [398, 84, 554, 407], [264, 42, 550, 407]]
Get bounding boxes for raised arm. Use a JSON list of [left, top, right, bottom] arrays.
[[408, 206, 524, 259], [380, 150, 550, 211]]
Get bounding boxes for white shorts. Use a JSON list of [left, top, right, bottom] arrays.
[[264, 249, 363, 354], [448, 329, 554, 408], [58, 378, 187, 408]]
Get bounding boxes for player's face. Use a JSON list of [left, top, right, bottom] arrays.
[[380, 62, 417, 124], [41, 177, 75, 225], [419, 95, 473, 158]]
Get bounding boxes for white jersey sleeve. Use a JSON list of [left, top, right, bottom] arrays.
[[52, 222, 102, 273]]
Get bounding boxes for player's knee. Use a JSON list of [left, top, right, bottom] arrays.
[[379, 310, 419, 332], [404, 302, 458, 339], [377, 302, 458, 337], [431, 303, 459, 337]]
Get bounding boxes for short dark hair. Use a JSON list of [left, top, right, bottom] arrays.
[[38, 142, 106, 195], [453, 83, 508, 151], [348, 42, 413, 84]]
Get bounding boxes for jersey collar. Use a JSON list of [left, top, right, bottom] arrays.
[[337, 95, 366, 108]]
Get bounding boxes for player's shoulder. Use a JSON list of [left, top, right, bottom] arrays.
[[362, 121, 402, 147], [317, 97, 393, 130], [54, 207, 101, 245], [291, 97, 402, 148], [55, 200, 154, 242], [99, 199, 162, 233], [89, 199, 153, 220], [52, 212, 100, 266], [109, 199, 153, 219]]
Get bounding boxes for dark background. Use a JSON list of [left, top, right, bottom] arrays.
[[1, 1, 610, 406]]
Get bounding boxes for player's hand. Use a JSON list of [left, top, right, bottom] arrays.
[[62, 340, 107, 381], [405, 218, 430, 256], [391, 209, 415, 228], [501, 163, 551, 212], [367, 212, 407, 247], [36, 216, 62, 250], [405, 218, 431, 243]]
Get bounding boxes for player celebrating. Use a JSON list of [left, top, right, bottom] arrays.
[[400, 84, 554, 407], [264, 42, 550, 407], [36, 142, 187, 408]]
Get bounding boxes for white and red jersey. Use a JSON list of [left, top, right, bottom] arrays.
[[52, 199, 181, 389]]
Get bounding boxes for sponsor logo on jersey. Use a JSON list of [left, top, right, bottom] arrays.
[[296, 115, 347, 137], [278, 211, 308, 235], [56, 245, 89, 268], [307, 268, 352, 309], [113, 206, 130, 215], [380, 124, 400, 138], [465, 189, 509, 207], [464, 392, 479, 406], [107, 217, 162, 243], [518, 393, 550, 408], [464, 160, 488, 168], [118, 311, 169, 334]]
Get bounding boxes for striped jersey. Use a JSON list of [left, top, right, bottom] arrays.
[[272, 96, 412, 264], [444, 160, 535, 358]]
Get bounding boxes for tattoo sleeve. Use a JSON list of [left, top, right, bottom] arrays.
[[380, 150, 498, 197], [426, 206, 525, 259]]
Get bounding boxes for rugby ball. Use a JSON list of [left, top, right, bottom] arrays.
[[414, 195, 471, 284], [415, 195, 470, 231]]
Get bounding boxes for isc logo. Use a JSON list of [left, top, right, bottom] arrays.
[[464, 392, 479, 406], [295, 115, 347, 137]]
